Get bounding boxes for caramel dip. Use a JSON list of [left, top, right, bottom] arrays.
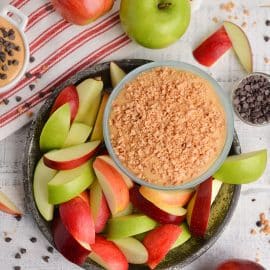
[[109, 67, 227, 186], [0, 17, 25, 87]]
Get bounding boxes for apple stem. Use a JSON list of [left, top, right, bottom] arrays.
[[158, 2, 172, 9]]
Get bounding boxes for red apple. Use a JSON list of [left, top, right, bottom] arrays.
[[59, 192, 95, 251], [0, 191, 22, 216], [51, 0, 114, 25], [187, 177, 213, 237], [216, 259, 266, 270], [89, 235, 128, 270], [44, 141, 100, 170], [90, 181, 111, 233], [50, 85, 79, 123], [193, 26, 232, 67], [143, 224, 182, 269], [52, 216, 90, 265], [130, 186, 186, 225]]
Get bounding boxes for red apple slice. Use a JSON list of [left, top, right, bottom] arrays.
[[50, 85, 79, 122], [216, 259, 266, 270], [93, 157, 129, 215], [187, 177, 212, 237], [52, 216, 90, 265], [44, 141, 100, 170], [130, 186, 186, 225], [89, 236, 128, 270], [143, 224, 182, 269], [90, 180, 111, 233], [59, 192, 95, 251], [223, 21, 253, 73], [193, 26, 232, 67], [0, 191, 22, 216], [98, 155, 133, 188]]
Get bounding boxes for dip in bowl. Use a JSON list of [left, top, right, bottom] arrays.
[[104, 61, 234, 190]]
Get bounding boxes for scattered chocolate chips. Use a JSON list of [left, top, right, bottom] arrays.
[[47, 246, 54, 253], [252, 198, 256, 202], [29, 56, 35, 63], [29, 84, 35, 91], [2, 98, 9, 105], [14, 266, 21, 270], [233, 74, 270, 125], [4, 237, 12, 242], [266, 20, 270, 26], [25, 72, 33, 78], [15, 215, 22, 221], [20, 248, 26, 254], [15, 253, 21, 259], [264, 36, 270, 42], [30, 237, 37, 243], [15, 96, 22, 102], [42, 256, 50, 263], [256, 221, 262, 227]]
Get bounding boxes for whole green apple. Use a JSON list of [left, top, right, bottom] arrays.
[[120, 0, 191, 49]]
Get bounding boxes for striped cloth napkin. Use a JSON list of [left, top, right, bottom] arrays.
[[0, 0, 132, 140]]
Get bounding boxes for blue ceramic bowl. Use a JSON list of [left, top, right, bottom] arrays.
[[103, 61, 234, 190]]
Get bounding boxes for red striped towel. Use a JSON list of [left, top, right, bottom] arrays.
[[0, 0, 132, 140]]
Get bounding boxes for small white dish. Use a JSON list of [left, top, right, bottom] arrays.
[[0, 5, 29, 94]]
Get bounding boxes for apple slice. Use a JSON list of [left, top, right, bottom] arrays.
[[211, 179, 223, 204], [130, 186, 186, 225], [40, 103, 71, 152], [216, 259, 266, 270], [139, 186, 193, 207], [44, 141, 100, 170], [187, 177, 212, 237], [193, 26, 232, 67], [112, 202, 133, 218], [48, 161, 95, 204], [93, 156, 129, 215], [213, 150, 267, 184], [64, 123, 92, 147], [59, 192, 95, 251], [0, 191, 21, 216], [90, 93, 109, 142], [89, 236, 128, 270], [107, 214, 157, 239], [74, 78, 103, 127], [52, 216, 90, 265], [224, 21, 253, 73], [143, 224, 182, 269], [33, 157, 57, 221], [112, 237, 148, 264], [97, 155, 133, 189], [50, 85, 79, 122], [171, 223, 191, 249], [90, 180, 110, 233], [110, 62, 126, 88]]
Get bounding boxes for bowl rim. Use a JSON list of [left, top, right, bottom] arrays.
[[103, 61, 235, 190]]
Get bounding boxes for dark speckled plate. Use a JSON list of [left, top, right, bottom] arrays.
[[23, 59, 241, 270]]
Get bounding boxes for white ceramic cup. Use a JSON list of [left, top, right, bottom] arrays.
[[0, 5, 29, 94]]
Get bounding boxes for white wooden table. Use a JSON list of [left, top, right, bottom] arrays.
[[1, 0, 270, 269]]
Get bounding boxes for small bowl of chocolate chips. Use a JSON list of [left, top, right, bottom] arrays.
[[232, 72, 270, 126]]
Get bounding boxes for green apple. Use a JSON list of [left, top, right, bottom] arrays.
[[48, 161, 95, 204], [64, 123, 92, 147], [107, 214, 157, 239], [74, 78, 103, 126], [110, 62, 126, 88], [33, 158, 57, 221], [120, 0, 191, 49], [171, 223, 191, 249], [112, 237, 148, 264], [40, 104, 71, 152], [214, 150, 267, 184], [112, 202, 133, 218]]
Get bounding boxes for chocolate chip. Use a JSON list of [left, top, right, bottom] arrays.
[[8, 50, 14, 56], [14, 266, 21, 270], [0, 73, 7, 79], [15, 253, 21, 259], [42, 256, 50, 262], [29, 56, 35, 63], [38, 91, 45, 98], [251, 198, 256, 202], [29, 84, 35, 91], [25, 72, 33, 78], [256, 221, 262, 227], [14, 46, 21, 52], [0, 51, 6, 62], [35, 72, 42, 79], [4, 237, 12, 242], [15, 215, 22, 221], [30, 237, 37, 243], [20, 248, 26, 254], [266, 20, 270, 26], [15, 96, 22, 102], [47, 246, 54, 253]]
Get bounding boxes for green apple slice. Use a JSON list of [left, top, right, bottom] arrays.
[[214, 150, 267, 184], [64, 123, 92, 147], [74, 78, 103, 126], [40, 103, 71, 152], [224, 21, 253, 73], [171, 223, 191, 249], [110, 62, 126, 88], [48, 161, 95, 204], [112, 237, 148, 264], [33, 158, 57, 221], [107, 214, 157, 239]]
